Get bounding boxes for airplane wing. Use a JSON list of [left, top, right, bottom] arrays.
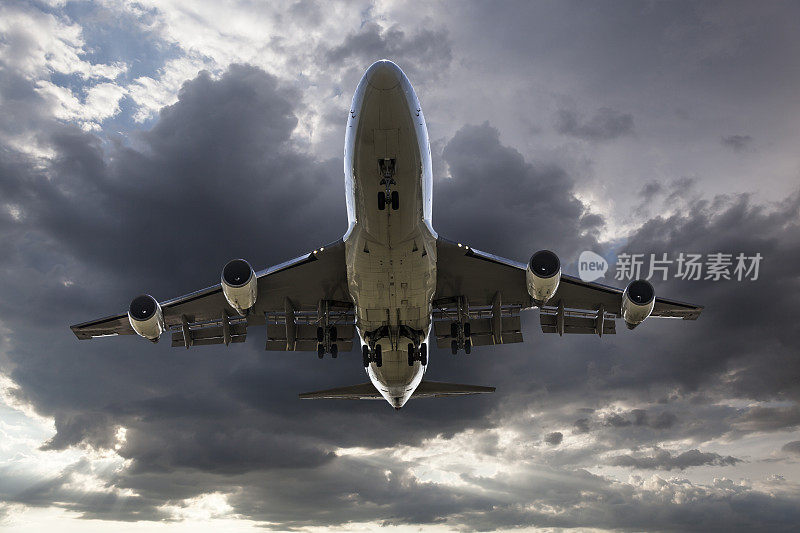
[[70, 239, 355, 351], [433, 237, 702, 349]]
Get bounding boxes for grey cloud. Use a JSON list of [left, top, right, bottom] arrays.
[[554, 107, 634, 141], [544, 431, 563, 445], [2, 2, 800, 526], [573, 418, 591, 434], [609, 449, 742, 470], [782, 441, 800, 455], [322, 21, 452, 80], [721, 134, 753, 153], [605, 413, 632, 427], [736, 405, 800, 433]]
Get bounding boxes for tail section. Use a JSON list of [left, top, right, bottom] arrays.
[[299, 380, 495, 400]]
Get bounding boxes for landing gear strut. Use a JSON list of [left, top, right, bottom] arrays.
[[449, 296, 472, 354], [316, 301, 340, 358]]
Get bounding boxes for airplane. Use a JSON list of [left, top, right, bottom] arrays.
[[71, 60, 703, 409]]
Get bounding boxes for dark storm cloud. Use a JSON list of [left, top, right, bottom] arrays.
[[544, 431, 563, 445], [609, 449, 741, 470], [434, 122, 603, 260], [620, 191, 800, 401], [2, 3, 800, 525], [554, 107, 634, 141], [721, 134, 754, 153]]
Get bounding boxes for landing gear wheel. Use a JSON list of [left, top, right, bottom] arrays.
[[316, 326, 324, 342], [419, 343, 428, 365], [329, 326, 337, 341], [408, 343, 415, 366], [464, 338, 472, 354], [317, 343, 325, 359], [451, 339, 458, 355], [374, 344, 383, 367], [378, 191, 386, 210], [391, 190, 399, 210], [331, 343, 338, 358], [362, 345, 370, 368], [450, 322, 458, 339], [464, 322, 471, 338]]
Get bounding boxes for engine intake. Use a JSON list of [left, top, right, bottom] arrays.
[[222, 259, 257, 315], [621, 279, 655, 329], [526, 250, 561, 305], [128, 294, 165, 341]]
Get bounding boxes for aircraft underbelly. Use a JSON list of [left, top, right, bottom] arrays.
[[344, 77, 436, 405]]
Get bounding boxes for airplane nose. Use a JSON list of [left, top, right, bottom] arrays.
[[366, 60, 403, 90]]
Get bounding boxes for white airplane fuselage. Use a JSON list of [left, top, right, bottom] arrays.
[[343, 60, 437, 408]]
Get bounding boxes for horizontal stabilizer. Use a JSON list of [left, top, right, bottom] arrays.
[[298, 381, 495, 400]]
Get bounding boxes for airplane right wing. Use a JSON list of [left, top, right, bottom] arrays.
[[433, 237, 703, 351]]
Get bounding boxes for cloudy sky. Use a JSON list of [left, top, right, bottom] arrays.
[[1, 0, 800, 531]]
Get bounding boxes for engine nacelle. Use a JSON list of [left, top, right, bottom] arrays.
[[222, 258, 257, 315], [128, 294, 165, 341], [621, 279, 655, 329], [526, 250, 561, 305]]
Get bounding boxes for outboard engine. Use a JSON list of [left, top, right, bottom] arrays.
[[621, 279, 655, 329], [526, 250, 561, 305], [128, 294, 165, 341], [221, 259, 257, 315]]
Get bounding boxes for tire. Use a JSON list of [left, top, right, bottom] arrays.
[[464, 338, 472, 355], [317, 343, 325, 358], [329, 325, 337, 341], [420, 343, 428, 365], [378, 191, 386, 210], [464, 322, 471, 338], [331, 343, 338, 358], [450, 322, 458, 339], [451, 339, 458, 355], [391, 190, 399, 210], [362, 345, 370, 368], [375, 344, 383, 367], [408, 343, 415, 366], [316, 326, 324, 342]]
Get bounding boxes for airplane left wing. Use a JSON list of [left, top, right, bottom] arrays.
[[70, 240, 355, 351], [433, 237, 702, 351]]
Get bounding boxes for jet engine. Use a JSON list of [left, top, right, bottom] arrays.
[[526, 250, 561, 305], [621, 279, 655, 329], [128, 294, 165, 341], [221, 258, 257, 315]]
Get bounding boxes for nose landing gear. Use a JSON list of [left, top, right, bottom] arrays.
[[378, 158, 399, 211]]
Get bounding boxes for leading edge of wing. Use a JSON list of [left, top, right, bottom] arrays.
[[70, 239, 344, 338]]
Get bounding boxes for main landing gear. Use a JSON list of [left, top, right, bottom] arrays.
[[317, 325, 338, 359], [362, 344, 383, 368], [407, 342, 428, 366], [450, 321, 472, 355]]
